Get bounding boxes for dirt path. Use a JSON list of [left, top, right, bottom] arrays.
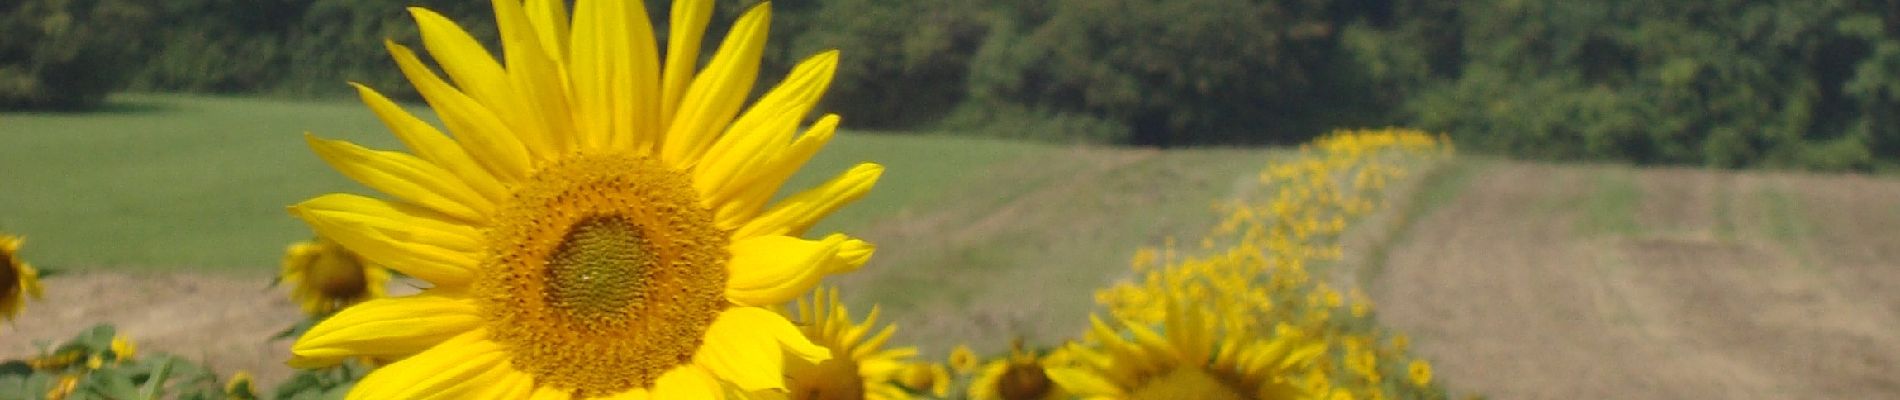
[[1, 272, 304, 389], [1371, 161, 1900, 399]]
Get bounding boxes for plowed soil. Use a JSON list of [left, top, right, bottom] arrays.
[[1372, 162, 1900, 399]]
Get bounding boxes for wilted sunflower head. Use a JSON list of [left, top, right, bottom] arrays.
[[969, 339, 1079, 400], [0, 234, 43, 322], [279, 236, 390, 316]]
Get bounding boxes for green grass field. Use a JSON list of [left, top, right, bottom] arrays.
[[0, 94, 1269, 288], [0, 94, 1043, 273]]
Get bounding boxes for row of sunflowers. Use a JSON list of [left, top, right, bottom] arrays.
[[2, 0, 1463, 398]]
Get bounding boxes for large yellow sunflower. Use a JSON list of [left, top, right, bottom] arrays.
[[1, 234, 44, 323], [783, 286, 917, 400], [286, 0, 881, 398], [1049, 301, 1327, 400], [281, 236, 392, 316]]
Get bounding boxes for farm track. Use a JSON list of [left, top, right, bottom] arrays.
[[1372, 162, 1900, 399]]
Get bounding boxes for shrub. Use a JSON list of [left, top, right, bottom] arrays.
[[0, 0, 154, 110], [965, 0, 1390, 146]]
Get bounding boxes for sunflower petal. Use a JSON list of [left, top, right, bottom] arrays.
[[695, 51, 838, 206], [725, 234, 870, 306], [305, 134, 492, 223], [344, 331, 508, 400], [292, 194, 481, 288], [291, 293, 482, 368], [695, 308, 828, 391], [735, 163, 882, 239], [387, 40, 532, 182], [1046, 367, 1122, 397], [650, 366, 722, 400], [660, 0, 714, 130], [485, 370, 539, 400], [522, 0, 569, 59], [352, 83, 508, 202], [717, 114, 841, 223], [530, 387, 575, 400], [662, 3, 770, 168], [570, 0, 661, 152], [493, 0, 575, 155]]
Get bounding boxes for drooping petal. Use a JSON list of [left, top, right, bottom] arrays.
[[694, 307, 830, 391], [660, 0, 714, 131], [734, 163, 883, 239], [292, 194, 481, 287], [304, 134, 492, 223], [1045, 368, 1124, 398], [662, 3, 770, 169], [387, 40, 533, 182], [344, 331, 510, 400], [291, 293, 482, 368], [648, 366, 722, 400], [352, 83, 507, 202], [725, 234, 871, 306]]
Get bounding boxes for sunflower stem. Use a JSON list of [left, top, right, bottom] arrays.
[[138, 357, 174, 400]]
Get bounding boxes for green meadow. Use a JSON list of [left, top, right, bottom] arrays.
[[0, 94, 1266, 285]]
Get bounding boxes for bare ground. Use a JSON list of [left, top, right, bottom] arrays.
[[1371, 161, 1900, 399], [0, 272, 305, 388]]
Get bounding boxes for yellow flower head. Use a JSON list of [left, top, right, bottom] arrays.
[[1052, 301, 1326, 400], [1407, 359, 1433, 387], [46, 373, 80, 400], [111, 334, 137, 362], [785, 287, 916, 400], [949, 344, 980, 374], [226, 370, 259, 400], [969, 340, 1077, 400], [284, 0, 880, 398], [1, 234, 44, 322], [280, 237, 391, 316], [896, 362, 951, 397]]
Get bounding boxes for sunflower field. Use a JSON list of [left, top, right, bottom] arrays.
[[2, 1, 1466, 399]]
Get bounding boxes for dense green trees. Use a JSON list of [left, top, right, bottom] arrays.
[[0, 0, 153, 109], [4, 0, 1899, 169], [1388, 0, 1900, 169]]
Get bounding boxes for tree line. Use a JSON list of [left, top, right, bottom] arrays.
[[6, 0, 1900, 170]]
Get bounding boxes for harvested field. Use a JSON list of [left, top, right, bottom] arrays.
[[1371, 161, 1900, 399]]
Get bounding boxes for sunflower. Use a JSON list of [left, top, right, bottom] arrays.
[[784, 286, 915, 400], [1, 234, 43, 323], [281, 237, 392, 316], [969, 340, 1084, 400], [285, 0, 880, 398], [226, 370, 259, 400], [1049, 302, 1327, 400], [895, 362, 950, 397], [1406, 359, 1432, 387], [949, 344, 980, 374]]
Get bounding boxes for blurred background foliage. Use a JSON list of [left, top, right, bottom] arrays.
[[5, 0, 1900, 170]]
